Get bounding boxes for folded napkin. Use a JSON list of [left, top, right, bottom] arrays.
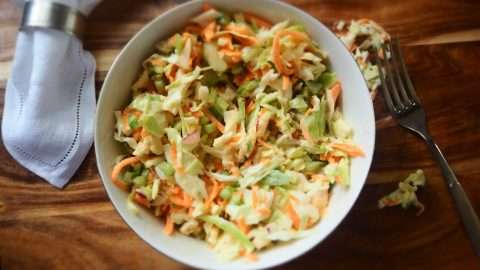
[[2, 0, 101, 188]]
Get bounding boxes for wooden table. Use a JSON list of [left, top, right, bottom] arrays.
[[1, 0, 480, 269]]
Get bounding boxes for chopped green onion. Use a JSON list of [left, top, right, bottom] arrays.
[[200, 116, 209, 125], [133, 175, 147, 187], [158, 162, 175, 177], [219, 186, 234, 200], [203, 123, 216, 134], [261, 170, 291, 186], [237, 80, 259, 97], [128, 115, 139, 130]]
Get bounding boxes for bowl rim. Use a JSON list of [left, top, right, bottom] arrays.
[[95, 0, 375, 269]]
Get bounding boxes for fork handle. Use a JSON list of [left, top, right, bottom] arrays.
[[425, 137, 480, 255]]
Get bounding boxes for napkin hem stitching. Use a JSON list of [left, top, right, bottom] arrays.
[[55, 64, 85, 166], [10, 48, 87, 168]]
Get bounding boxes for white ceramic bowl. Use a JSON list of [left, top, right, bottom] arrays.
[[95, 0, 375, 269]]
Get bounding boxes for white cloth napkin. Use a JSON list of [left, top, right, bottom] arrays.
[[2, 0, 101, 188]]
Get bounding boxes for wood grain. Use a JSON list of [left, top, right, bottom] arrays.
[[1, 0, 480, 269]]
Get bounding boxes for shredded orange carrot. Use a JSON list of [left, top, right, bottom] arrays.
[[134, 193, 151, 208], [183, 192, 193, 206], [236, 217, 250, 234], [257, 139, 273, 149], [121, 108, 141, 133], [246, 100, 256, 113], [319, 152, 341, 164], [214, 159, 223, 171], [252, 185, 259, 208], [202, 21, 217, 42], [273, 30, 309, 75], [239, 249, 258, 261], [226, 134, 241, 145], [147, 169, 155, 184], [191, 110, 203, 118], [224, 24, 257, 45], [282, 75, 291, 91], [165, 65, 178, 83], [331, 143, 365, 157], [285, 202, 300, 230], [170, 142, 179, 168], [170, 193, 192, 208], [163, 214, 174, 235], [122, 112, 130, 133], [258, 207, 271, 218], [244, 12, 272, 29], [204, 176, 222, 210], [171, 185, 182, 195], [330, 82, 342, 106], [111, 157, 140, 191], [132, 128, 142, 141], [203, 110, 225, 133]]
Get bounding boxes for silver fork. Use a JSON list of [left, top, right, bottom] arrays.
[[377, 38, 480, 255]]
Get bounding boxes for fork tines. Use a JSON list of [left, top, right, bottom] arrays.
[[377, 38, 420, 116]]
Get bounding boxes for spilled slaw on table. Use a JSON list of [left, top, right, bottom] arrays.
[[112, 5, 364, 260]]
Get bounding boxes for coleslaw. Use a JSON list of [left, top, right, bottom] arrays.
[[112, 5, 364, 260]]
